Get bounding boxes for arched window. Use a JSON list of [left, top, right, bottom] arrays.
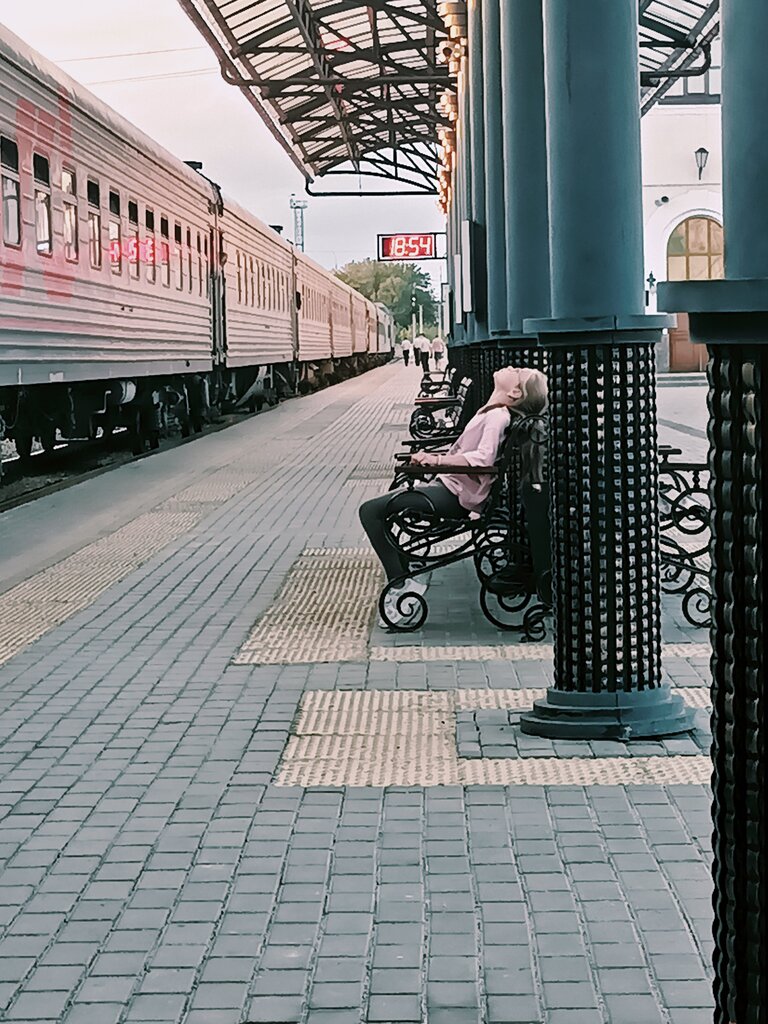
[[666, 216, 724, 282]]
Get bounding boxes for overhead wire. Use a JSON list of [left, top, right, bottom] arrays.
[[55, 45, 210, 63]]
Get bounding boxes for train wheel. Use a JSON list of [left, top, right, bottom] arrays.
[[14, 433, 33, 461], [40, 426, 57, 454]]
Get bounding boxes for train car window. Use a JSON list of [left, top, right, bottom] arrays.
[[196, 232, 202, 296], [87, 179, 102, 269], [1, 137, 21, 247], [236, 250, 242, 303], [186, 228, 193, 293], [249, 257, 255, 307], [174, 222, 183, 290], [33, 154, 52, 256], [159, 217, 170, 287], [204, 234, 209, 297], [128, 201, 139, 279], [108, 190, 122, 275], [145, 208, 156, 283], [244, 252, 250, 306], [62, 167, 78, 262]]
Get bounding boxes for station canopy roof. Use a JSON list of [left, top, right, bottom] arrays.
[[178, 0, 720, 194]]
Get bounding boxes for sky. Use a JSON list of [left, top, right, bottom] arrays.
[[0, 0, 446, 288]]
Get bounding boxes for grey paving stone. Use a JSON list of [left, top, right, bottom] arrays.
[[542, 981, 599, 1009], [308, 981, 364, 1008], [367, 994, 422, 1021], [603, 993, 667, 1023], [370, 969, 422, 994], [5, 991, 71, 1019], [486, 994, 541, 1022], [244, 999, 303, 1024]]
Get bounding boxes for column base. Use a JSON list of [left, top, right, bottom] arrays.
[[520, 686, 694, 740]]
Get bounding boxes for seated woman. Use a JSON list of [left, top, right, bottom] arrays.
[[359, 366, 548, 625]]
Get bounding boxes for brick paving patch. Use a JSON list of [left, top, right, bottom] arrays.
[[276, 689, 711, 788], [457, 706, 711, 760]]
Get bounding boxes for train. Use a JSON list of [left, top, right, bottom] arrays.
[[0, 25, 395, 458]]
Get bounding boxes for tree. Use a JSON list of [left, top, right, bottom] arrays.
[[335, 259, 438, 334]]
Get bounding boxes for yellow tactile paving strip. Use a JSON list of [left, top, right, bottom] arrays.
[[275, 688, 712, 788], [0, 511, 203, 667], [233, 548, 384, 665], [371, 642, 711, 661]]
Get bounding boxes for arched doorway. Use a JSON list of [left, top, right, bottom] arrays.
[[665, 216, 724, 371]]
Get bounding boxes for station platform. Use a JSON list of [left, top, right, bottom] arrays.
[[0, 362, 713, 1024]]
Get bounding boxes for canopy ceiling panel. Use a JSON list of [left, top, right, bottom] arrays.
[[178, 0, 720, 194]]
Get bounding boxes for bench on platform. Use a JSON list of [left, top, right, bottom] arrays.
[[377, 425, 712, 635], [379, 414, 551, 638], [418, 365, 457, 397], [408, 376, 472, 440]]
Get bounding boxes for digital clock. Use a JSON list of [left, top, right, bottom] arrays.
[[378, 233, 438, 261]]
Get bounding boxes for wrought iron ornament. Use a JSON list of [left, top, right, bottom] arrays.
[[658, 446, 712, 627]]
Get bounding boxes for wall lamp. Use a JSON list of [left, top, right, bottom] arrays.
[[695, 147, 709, 181]]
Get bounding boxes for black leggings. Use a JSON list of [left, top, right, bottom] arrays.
[[359, 483, 466, 580]]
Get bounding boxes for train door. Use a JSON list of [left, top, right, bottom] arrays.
[[290, 250, 300, 362], [210, 227, 227, 364]]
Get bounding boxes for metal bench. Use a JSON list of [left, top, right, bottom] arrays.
[[378, 414, 551, 638], [418, 365, 457, 398], [408, 377, 472, 441]]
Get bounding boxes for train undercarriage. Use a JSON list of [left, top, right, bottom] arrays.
[[0, 352, 390, 466]]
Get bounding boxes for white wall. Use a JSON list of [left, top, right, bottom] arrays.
[[641, 103, 722, 368]]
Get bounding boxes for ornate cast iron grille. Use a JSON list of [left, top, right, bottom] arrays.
[[708, 345, 766, 1024], [658, 446, 712, 627]]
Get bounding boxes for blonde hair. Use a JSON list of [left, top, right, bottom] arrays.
[[511, 369, 548, 418]]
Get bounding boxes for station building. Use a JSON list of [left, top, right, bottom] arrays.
[[642, 37, 722, 371]]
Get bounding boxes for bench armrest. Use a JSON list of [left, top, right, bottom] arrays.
[[399, 436, 461, 448], [413, 396, 460, 407]]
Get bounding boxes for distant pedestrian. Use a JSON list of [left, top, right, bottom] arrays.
[[414, 334, 430, 372], [401, 336, 412, 366], [411, 334, 422, 368], [431, 335, 446, 368]]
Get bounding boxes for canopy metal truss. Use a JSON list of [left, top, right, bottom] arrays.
[[177, 0, 451, 194], [640, 0, 720, 114], [178, 0, 720, 195]]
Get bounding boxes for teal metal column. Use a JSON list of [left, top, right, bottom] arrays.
[[657, 0, 768, 1017], [482, 0, 506, 335], [500, 0, 550, 334], [521, 0, 688, 739], [466, 0, 485, 340]]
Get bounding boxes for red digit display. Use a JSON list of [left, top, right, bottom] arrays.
[[379, 233, 436, 261]]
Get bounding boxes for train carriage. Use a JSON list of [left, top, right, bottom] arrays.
[[294, 252, 332, 363], [0, 26, 215, 389], [0, 23, 393, 459], [218, 196, 295, 369]]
